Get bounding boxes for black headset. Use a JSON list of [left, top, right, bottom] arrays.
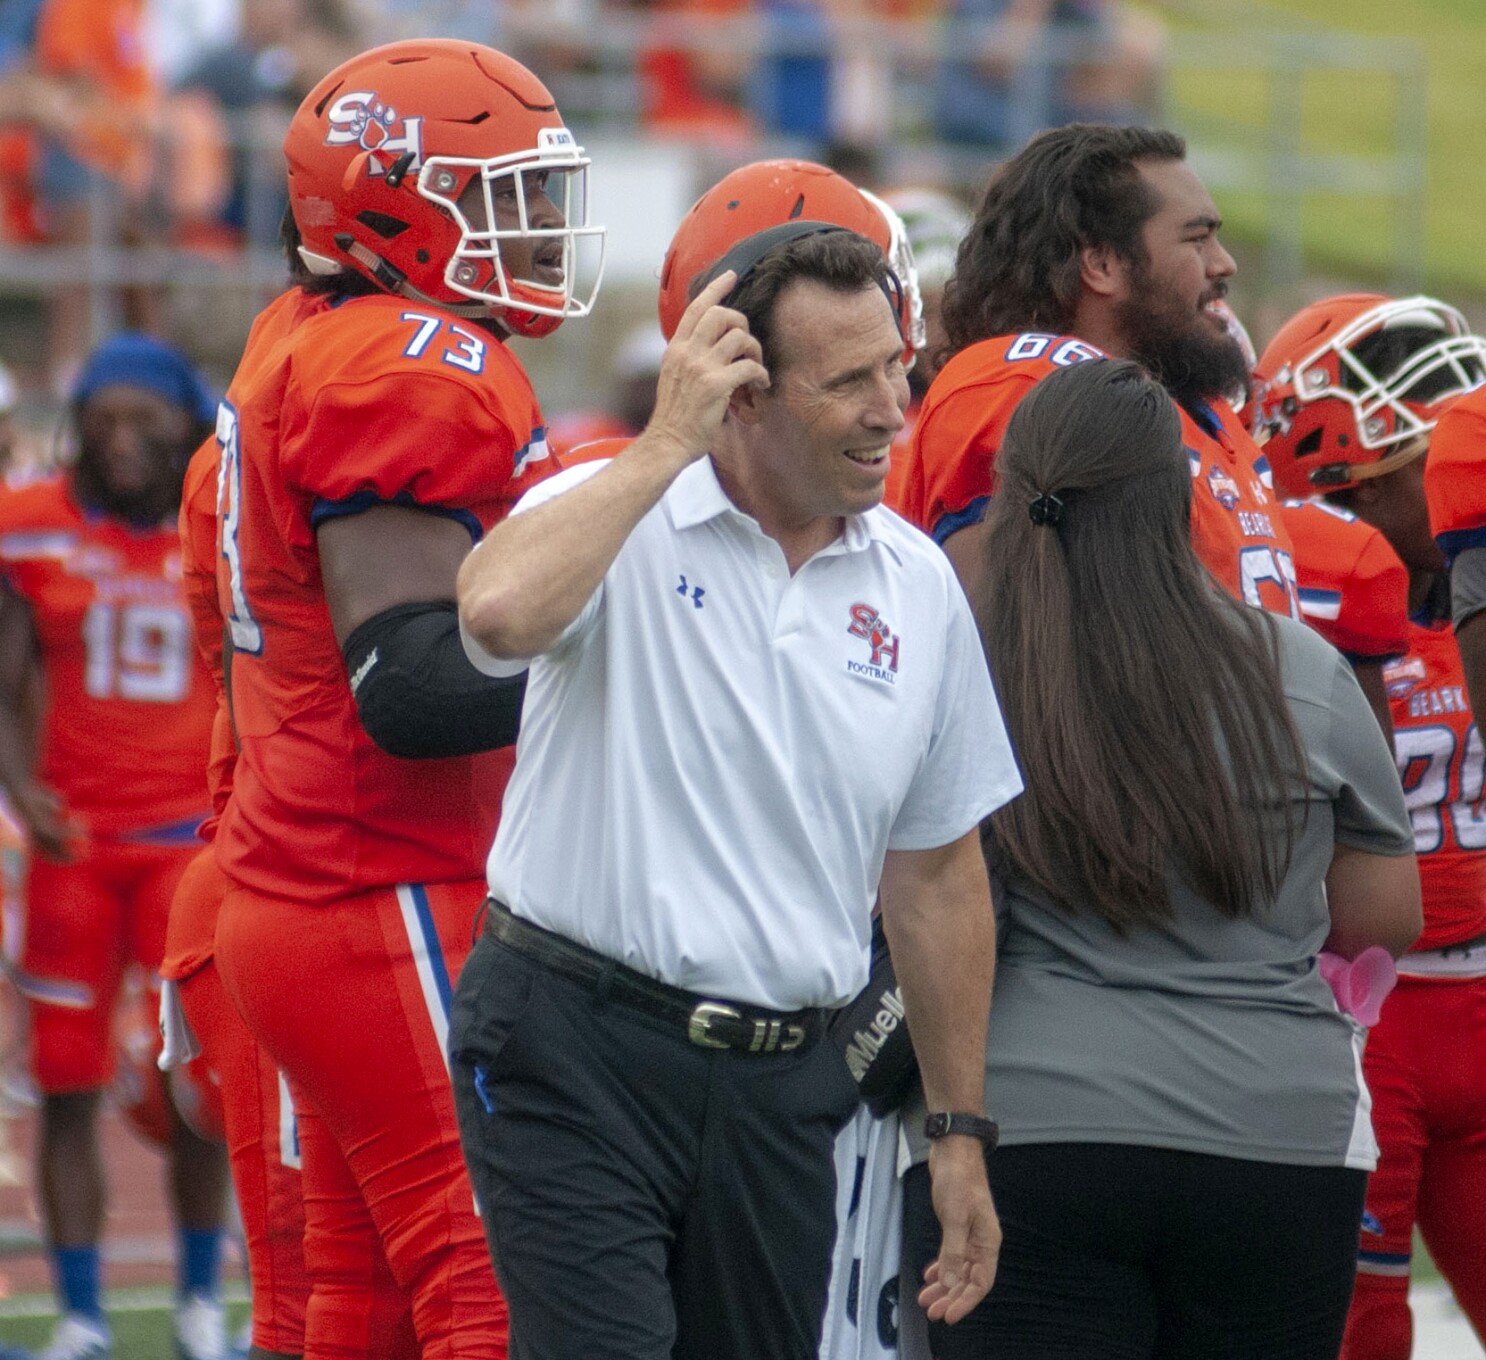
[[692, 220, 906, 341]]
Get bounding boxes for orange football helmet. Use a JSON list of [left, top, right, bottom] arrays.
[[1254, 293, 1486, 497], [657, 160, 921, 363], [285, 39, 604, 337], [111, 972, 225, 1148]]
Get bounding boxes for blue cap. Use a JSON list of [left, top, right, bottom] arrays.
[[71, 332, 217, 426]]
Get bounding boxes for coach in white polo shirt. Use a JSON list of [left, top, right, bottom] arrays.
[[450, 223, 1021, 1360]]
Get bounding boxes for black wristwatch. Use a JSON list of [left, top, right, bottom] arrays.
[[923, 1111, 999, 1148]]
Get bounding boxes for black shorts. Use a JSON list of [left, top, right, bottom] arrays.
[[903, 1141, 1366, 1360]]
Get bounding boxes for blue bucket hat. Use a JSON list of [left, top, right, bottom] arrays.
[[72, 332, 217, 426]]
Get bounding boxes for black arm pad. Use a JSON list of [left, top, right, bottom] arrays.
[[828, 916, 918, 1117], [342, 601, 527, 759]]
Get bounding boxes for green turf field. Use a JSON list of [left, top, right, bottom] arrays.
[[0, 1289, 249, 1360], [1161, 0, 1486, 300]]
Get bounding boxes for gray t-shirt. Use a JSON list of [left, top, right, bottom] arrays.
[[907, 615, 1413, 1171], [1450, 546, 1486, 629]]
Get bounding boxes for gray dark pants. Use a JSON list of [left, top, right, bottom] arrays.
[[450, 929, 861, 1360]]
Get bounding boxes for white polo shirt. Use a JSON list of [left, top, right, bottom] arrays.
[[463, 457, 1022, 1010]]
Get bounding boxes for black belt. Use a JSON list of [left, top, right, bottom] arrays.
[[482, 899, 823, 1054]]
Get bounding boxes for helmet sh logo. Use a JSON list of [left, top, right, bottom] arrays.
[[325, 91, 424, 176]]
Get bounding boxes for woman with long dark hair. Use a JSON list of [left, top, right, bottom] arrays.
[[903, 358, 1423, 1359]]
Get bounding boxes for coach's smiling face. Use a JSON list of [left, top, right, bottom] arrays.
[[725, 279, 908, 546]]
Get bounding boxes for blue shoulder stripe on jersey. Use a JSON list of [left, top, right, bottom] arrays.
[[931, 495, 992, 547], [1357, 1249, 1411, 1267], [1297, 586, 1343, 622], [310, 491, 483, 543], [1435, 525, 1486, 568]]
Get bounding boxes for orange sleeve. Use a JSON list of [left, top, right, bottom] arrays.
[[1283, 500, 1409, 660], [179, 440, 224, 688], [903, 334, 1105, 538], [1426, 388, 1486, 561], [280, 302, 546, 528]]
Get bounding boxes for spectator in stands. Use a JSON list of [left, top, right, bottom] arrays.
[[626, 0, 755, 147], [937, 0, 1162, 150], [170, 0, 361, 250], [142, 0, 239, 88], [901, 356, 1421, 1359], [0, 0, 163, 393]]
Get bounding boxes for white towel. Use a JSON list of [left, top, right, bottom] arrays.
[[820, 1106, 931, 1360], [157, 977, 201, 1069]]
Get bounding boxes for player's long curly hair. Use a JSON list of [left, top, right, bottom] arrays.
[[978, 359, 1306, 932], [941, 125, 1184, 362]]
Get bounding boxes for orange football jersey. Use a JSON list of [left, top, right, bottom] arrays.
[[0, 478, 214, 838], [881, 395, 920, 518], [1280, 499, 1409, 661], [1385, 620, 1486, 951], [213, 289, 553, 903], [902, 332, 1299, 616], [164, 468, 245, 983], [1425, 384, 1486, 563], [163, 298, 316, 978], [546, 410, 636, 466]]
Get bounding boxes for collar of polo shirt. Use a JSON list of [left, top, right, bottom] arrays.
[[666, 457, 901, 563]]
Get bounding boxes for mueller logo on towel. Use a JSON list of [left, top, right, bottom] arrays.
[[846, 603, 899, 683], [842, 984, 906, 1084]]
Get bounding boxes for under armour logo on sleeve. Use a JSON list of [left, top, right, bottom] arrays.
[[677, 575, 705, 609]]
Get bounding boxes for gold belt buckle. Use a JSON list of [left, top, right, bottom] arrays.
[[687, 1001, 741, 1049]]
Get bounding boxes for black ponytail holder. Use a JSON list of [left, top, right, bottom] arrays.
[[1028, 493, 1065, 527]]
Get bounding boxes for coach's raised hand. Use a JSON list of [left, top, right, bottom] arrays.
[[459, 272, 767, 662], [641, 270, 769, 471]]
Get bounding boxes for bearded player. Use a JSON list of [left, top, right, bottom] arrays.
[[207, 39, 603, 1359], [899, 124, 1297, 619], [1257, 291, 1486, 1360]]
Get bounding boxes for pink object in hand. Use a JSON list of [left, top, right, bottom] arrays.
[[1317, 947, 1398, 1028]]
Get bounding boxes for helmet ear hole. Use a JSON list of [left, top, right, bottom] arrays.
[[1295, 428, 1323, 458], [357, 211, 410, 239]]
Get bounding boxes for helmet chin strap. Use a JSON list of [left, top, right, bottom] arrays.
[[1310, 434, 1429, 489], [335, 237, 494, 320]]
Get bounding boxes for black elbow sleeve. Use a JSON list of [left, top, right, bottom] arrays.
[[342, 601, 527, 759]]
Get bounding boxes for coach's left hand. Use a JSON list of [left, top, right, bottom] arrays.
[[919, 1135, 1000, 1324]]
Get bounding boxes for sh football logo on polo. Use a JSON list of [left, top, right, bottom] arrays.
[[846, 603, 899, 684], [325, 90, 424, 174]]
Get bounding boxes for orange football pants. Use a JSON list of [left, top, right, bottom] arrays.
[[172, 848, 311, 1356], [22, 839, 194, 1092], [1340, 972, 1486, 1360], [215, 878, 505, 1360]]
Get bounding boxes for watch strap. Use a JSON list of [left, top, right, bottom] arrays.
[[923, 1111, 1000, 1148]]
